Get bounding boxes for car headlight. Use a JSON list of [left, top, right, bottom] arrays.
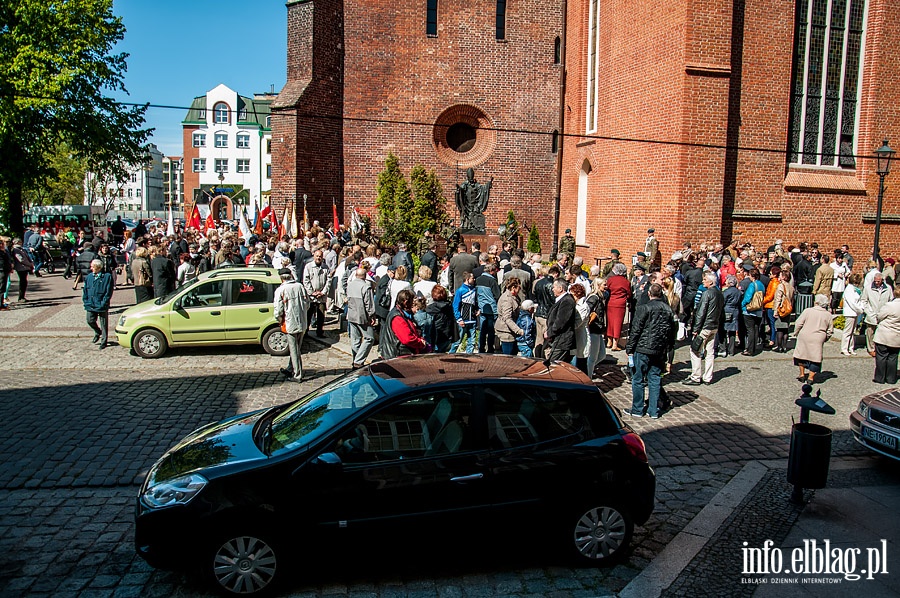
[[118, 315, 127, 327], [857, 401, 869, 419], [141, 473, 207, 508]]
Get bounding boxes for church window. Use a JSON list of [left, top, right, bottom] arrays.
[[789, 0, 866, 168], [447, 123, 477, 153], [586, 0, 600, 133], [496, 0, 507, 40], [426, 0, 438, 36]]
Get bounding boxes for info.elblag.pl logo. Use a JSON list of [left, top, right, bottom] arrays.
[[741, 539, 889, 584]]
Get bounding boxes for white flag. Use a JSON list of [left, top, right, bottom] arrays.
[[238, 206, 252, 240], [167, 208, 175, 237], [281, 205, 291, 238], [248, 196, 257, 226]]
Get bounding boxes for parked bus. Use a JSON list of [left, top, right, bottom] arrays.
[[23, 205, 107, 240]]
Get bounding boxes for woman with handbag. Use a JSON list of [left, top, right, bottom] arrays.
[[772, 270, 795, 353], [722, 275, 742, 356], [740, 268, 765, 356]]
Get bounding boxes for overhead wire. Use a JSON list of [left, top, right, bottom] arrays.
[[0, 90, 879, 163]]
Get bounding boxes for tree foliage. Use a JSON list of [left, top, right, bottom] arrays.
[[527, 223, 542, 254], [0, 0, 151, 235], [22, 140, 86, 208], [409, 164, 449, 242], [376, 153, 449, 249]]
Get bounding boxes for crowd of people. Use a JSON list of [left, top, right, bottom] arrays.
[[4, 217, 900, 402]]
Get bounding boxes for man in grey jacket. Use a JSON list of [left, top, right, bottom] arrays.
[[685, 271, 724, 385], [346, 267, 376, 368]]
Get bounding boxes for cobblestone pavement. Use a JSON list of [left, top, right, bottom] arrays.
[[0, 272, 890, 596]]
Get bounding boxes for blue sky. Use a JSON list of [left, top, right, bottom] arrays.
[[112, 0, 287, 156]]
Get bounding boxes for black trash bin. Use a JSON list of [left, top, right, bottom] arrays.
[[787, 422, 832, 489]]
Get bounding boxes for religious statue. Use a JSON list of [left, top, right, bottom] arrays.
[[455, 167, 493, 232]]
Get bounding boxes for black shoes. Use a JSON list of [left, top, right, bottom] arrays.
[[92, 334, 100, 344]]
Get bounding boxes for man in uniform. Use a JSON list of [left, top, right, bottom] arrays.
[[559, 228, 576, 264], [601, 249, 623, 278], [644, 228, 660, 269]]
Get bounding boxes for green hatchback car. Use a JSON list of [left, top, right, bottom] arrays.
[[116, 267, 290, 358]]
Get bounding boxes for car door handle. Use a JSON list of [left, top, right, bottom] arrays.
[[259, 308, 269, 313], [450, 473, 484, 483], [210, 311, 221, 316]]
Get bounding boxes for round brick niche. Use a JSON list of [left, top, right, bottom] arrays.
[[432, 105, 496, 168]]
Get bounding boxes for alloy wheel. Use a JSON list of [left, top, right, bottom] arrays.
[[573, 506, 627, 560], [213, 535, 277, 595]]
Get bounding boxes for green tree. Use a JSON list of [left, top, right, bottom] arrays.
[[376, 154, 449, 249], [22, 141, 87, 208], [527, 223, 542, 254], [375, 152, 403, 246], [0, 0, 150, 236], [409, 164, 448, 244]]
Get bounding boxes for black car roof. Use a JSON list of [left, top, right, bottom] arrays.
[[366, 354, 594, 389]]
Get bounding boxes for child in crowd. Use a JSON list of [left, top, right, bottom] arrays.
[[516, 299, 536, 357], [412, 296, 433, 349]]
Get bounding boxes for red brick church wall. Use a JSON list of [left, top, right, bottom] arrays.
[[274, 0, 564, 241], [561, 0, 900, 263]]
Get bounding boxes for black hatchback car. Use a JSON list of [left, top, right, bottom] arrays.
[[135, 355, 655, 595]]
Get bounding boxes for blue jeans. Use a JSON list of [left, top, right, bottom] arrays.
[[764, 308, 776, 343], [501, 340, 518, 355], [479, 314, 496, 353], [27, 247, 41, 274], [516, 342, 533, 357], [631, 352, 664, 417], [450, 321, 477, 353]]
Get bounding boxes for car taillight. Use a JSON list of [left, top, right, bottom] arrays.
[[622, 432, 648, 463]]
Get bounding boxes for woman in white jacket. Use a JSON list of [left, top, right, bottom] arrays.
[[841, 272, 865, 355]]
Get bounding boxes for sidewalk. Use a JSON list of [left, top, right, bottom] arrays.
[[621, 456, 900, 597]]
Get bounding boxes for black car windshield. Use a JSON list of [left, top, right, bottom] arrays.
[[267, 371, 385, 455]]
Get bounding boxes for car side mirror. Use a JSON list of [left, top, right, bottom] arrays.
[[173, 298, 183, 310], [312, 452, 342, 470]]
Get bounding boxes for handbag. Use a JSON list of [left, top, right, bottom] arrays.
[[690, 333, 705, 356], [777, 296, 793, 318], [746, 285, 764, 311]]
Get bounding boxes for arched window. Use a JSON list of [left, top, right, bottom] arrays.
[[554, 37, 561, 64], [214, 102, 229, 125], [551, 130, 559, 154], [496, 0, 507, 40], [576, 160, 591, 245], [426, 0, 438, 36]]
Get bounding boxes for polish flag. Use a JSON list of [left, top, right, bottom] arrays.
[[188, 204, 201, 230]]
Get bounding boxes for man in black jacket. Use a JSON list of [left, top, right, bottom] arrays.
[[419, 241, 438, 282], [150, 249, 176, 298], [685, 271, 724, 385], [625, 283, 675, 419], [533, 264, 560, 358], [544, 279, 576, 363]]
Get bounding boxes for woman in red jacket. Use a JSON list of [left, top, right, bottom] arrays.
[[390, 289, 429, 355], [605, 263, 632, 350]]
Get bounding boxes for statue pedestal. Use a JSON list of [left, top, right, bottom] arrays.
[[458, 232, 504, 254]]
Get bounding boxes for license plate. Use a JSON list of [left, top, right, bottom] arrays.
[[862, 424, 898, 450]]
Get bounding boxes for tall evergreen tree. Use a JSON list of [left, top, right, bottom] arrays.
[[375, 152, 403, 245], [409, 164, 448, 245]]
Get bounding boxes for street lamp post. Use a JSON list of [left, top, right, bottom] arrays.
[[873, 139, 895, 265]]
